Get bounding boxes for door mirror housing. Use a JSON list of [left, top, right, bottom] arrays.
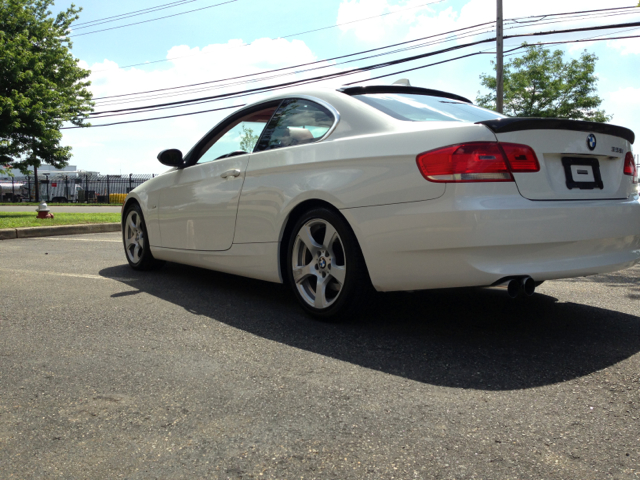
[[157, 149, 184, 167]]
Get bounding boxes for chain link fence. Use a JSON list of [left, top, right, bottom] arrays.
[[0, 174, 157, 203]]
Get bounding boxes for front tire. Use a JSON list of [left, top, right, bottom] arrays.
[[122, 203, 161, 270], [286, 208, 372, 321]]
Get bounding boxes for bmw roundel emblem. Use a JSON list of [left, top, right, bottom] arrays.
[[587, 134, 597, 151]]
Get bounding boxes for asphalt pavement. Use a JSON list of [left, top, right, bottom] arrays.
[[1, 232, 639, 479], [1, 205, 122, 213]]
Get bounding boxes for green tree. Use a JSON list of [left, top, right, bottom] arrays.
[[477, 44, 610, 122], [239, 124, 259, 152], [0, 0, 93, 174]]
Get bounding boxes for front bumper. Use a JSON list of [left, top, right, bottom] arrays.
[[342, 184, 640, 292]]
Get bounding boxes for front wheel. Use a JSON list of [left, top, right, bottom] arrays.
[[122, 203, 161, 270], [287, 208, 372, 321]]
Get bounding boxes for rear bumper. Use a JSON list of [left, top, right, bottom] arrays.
[[342, 184, 640, 292]]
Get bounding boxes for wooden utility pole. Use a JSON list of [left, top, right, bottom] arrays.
[[496, 0, 504, 113]]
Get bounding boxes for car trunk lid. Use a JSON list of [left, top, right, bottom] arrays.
[[478, 118, 635, 200]]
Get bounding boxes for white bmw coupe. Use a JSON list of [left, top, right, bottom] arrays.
[[122, 85, 639, 319]]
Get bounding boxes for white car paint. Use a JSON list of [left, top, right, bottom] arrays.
[[125, 87, 640, 292]]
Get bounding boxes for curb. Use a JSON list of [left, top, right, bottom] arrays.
[[0, 223, 121, 240]]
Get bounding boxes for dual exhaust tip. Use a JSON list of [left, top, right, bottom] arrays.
[[495, 276, 536, 298]]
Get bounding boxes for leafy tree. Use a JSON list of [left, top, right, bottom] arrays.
[[0, 0, 93, 174], [239, 124, 259, 152], [477, 44, 610, 122]]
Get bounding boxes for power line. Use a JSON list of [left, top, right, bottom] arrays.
[[88, 0, 448, 72], [70, 0, 237, 37], [92, 21, 496, 103], [63, 104, 245, 129], [84, 19, 640, 119], [74, 0, 201, 29], [356, 33, 640, 84], [63, 31, 640, 129], [87, 5, 638, 73], [90, 6, 640, 105]]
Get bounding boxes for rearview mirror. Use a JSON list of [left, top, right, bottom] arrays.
[[157, 149, 184, 167]]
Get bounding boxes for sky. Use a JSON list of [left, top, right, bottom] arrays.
[[48, 0, 640, 174]]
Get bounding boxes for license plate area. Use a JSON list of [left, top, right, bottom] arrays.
[[561, 157, 603, 190]]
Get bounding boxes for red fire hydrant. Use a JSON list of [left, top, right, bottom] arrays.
[[35, 202, 54, 219]]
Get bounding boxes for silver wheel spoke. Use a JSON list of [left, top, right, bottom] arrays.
[[330, 265, 346, 286], [322, 223, 338, 251], [314, 275, 330, 309], [298, 225, 321, 256], [133, 244, 141, 262], [292, 263, 315, 284], [128, 219, 137, 233]]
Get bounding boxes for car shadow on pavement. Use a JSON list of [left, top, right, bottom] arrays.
[[100, 263, 640, 391]]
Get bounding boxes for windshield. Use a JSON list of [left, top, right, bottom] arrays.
[[353, 93, 506, 123]]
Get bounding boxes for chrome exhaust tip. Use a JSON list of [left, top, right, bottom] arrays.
[[507, 279, 521, 298], [522, 276, 535, 297]]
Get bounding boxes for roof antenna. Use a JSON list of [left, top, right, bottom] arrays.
[[392, 78, 411, 86]]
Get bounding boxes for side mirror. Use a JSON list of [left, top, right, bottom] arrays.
[[157, 149, 184, 167]]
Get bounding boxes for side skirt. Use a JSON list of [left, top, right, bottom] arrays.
[[150, 242, 282, 284]]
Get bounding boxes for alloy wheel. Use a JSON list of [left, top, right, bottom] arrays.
[[291, 218, 347, 309], [124, 209, 145, 264]]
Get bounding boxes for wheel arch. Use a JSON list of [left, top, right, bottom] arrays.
[[121, 195, 140, 226], [277, 198, 371, 286]]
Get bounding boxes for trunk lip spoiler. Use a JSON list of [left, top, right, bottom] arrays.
[[476, 117, 634, 145]]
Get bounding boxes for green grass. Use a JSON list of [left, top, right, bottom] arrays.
[[0, 202, 120, 206], [0, 212, 121, 229]]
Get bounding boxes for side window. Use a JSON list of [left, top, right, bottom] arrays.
[[196, 105, 278, 164], [255, 99, 335, 152]]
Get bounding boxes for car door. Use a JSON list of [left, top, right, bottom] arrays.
[[157, 103, 279, 251]]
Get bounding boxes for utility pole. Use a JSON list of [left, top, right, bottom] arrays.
[[496, 0, 504, 114]]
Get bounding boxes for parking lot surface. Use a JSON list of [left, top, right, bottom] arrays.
[[1, 232, 639, 479]]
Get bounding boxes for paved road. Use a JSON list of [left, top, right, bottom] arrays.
[[1, 205, 122, 213], [1, 233, 639, 479]]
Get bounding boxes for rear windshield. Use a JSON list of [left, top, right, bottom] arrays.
[[353, 93, 506, 123]]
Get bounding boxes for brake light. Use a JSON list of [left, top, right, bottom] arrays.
[[500, 143, 540, 172], [623, 152, 638, 184], [416, 142, 538, 183]]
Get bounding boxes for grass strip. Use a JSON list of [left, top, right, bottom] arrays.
[[0, 212, 121, 229]]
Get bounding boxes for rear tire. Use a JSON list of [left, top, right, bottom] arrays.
[[286, 208, 373, 321], [122, 203, 162, 270]]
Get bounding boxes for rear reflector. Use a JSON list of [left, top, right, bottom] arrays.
[[623, 152, 638, 184], [416, 142, 539, 183]]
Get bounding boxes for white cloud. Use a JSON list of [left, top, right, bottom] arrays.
[[337, 0, 440, 42], [337, 0, 637, 48], [64, 38, 370, 174], [601, 87, 640, 141], [607, 37, 640, 55], [608, 87, 640, 107]]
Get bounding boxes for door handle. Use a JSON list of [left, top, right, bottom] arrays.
[[220, 169, 241, 179]]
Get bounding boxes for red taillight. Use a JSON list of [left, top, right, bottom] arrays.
[[416, 142, 538, 183], [623, 152, 638, 184], [500, 143, 540, 172]]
